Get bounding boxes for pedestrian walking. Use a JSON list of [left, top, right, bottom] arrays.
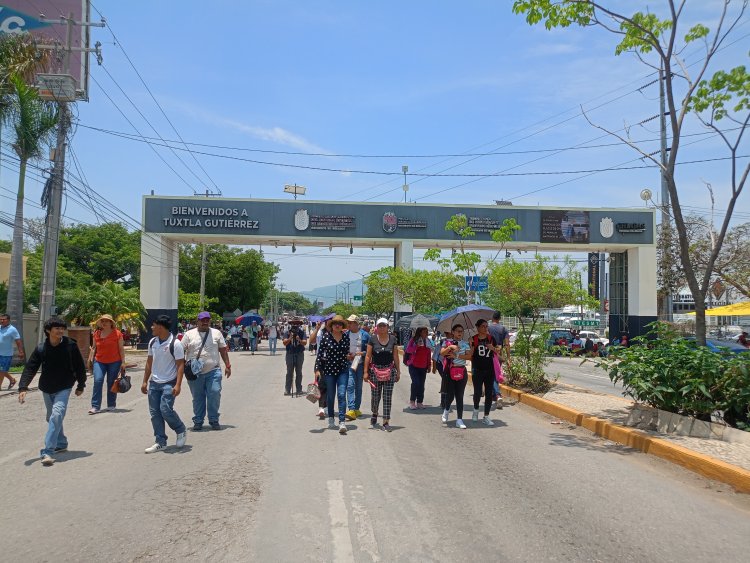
[[440, 325, 472, 428], [182, 312, 231, 431], [282, 319, 307, 395], [470, 319, 499, 426], [363, 318, 400, 432], [309, 320, 329, 417], [404, 326, 433, 409], [488, 311, 511, 409], [314, 315, 351, 434], [141, 315, 187, 453], [0, 313, 24, 390], [432, 329, 449, 409], [345, 314, 369, 421], [248, 321, 259, 354], [87, 314, 126, 415], [241, 324, 250, 351], [268, 324, 279, 356], [17, 317, 86, 466]]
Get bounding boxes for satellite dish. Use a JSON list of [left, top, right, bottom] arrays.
[[640, 189, 653, 201]]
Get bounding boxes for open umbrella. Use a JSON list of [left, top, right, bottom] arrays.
[[236, 312, 263, 326], [436, 304, 494, 337], [395, 313, 439, 332]]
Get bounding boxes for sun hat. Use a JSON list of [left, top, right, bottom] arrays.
[[330, 315, 346, 327], [97, 314, 115, 326], [376, 317, 389, 326], [197, 311, 211, 320], [347, 314, 360, 322]]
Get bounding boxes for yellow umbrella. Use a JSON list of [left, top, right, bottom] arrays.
[[687, 302, 750, 316]]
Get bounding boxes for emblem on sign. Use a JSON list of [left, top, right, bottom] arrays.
[[383, 212, 397, 233], [600, 217, 614, 238], [294, 209, 310, 231]]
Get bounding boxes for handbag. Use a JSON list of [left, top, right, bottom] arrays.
[[371, 364, 394, 382], [184, 330, 210, 381], [493, 354, 505, 384], [110, 372, 132, 393], [449, 365, 465, 381], [305, 382, 321, 403]]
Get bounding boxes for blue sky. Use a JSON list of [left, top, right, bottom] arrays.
[[2, 0, 749, 294]]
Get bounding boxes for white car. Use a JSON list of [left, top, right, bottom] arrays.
[[578, 331, 609, 347]]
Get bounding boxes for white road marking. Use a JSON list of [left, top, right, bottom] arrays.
[[0, 449, 28, 466], [350, 485, 380, 562], [327, 480, 355, 563]]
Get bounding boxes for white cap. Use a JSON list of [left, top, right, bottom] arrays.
[[376, 317, 389, 326]]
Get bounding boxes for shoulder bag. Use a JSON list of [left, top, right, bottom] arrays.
[[184, 330, 210, 381]]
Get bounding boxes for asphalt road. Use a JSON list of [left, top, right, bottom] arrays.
[[546, 356, 626, 396], [2, 347, 749, 562]]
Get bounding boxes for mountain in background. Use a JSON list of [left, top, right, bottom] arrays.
[[301, 279, 365, 309]]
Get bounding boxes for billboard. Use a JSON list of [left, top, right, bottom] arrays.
[[540, 210, 590, 244], [0, 1, 91, 100]]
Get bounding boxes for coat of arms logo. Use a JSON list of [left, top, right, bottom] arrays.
[[294, 209, 310, 231], [600, 217, 614, 238], [383, 212, 397, 233]]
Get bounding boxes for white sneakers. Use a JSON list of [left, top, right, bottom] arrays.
[[176, 432, 187, 447], [456, 419, 467, 429], [339, 422, 347, 435], [441, 410, 449, 424], [41, 454, 55, 466], [482, 416, 494, 426], [472, 409, 479, 422], [328, 418, 337, 430], [144, 443, 166, 454]]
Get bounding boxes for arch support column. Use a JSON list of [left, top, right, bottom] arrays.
[[139, 234, 179, 341]]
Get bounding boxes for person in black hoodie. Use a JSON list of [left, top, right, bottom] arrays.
[[18, 317, 86, 466]]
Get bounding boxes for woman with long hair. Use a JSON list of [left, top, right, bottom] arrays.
[[440, 324, 472, 429], [363, 318, 400, 432], [404, 326, 433, 409], [470, 319, 499, 426], [314, 315, 351, 434], [87, 314, 126, 415]]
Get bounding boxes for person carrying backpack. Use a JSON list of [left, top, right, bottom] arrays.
[[17, 317, 87, 467], [404, 326, 433, 409], [141, 315, 187, 453], [470, 319, 499, 426]]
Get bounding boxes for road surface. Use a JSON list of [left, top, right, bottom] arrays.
[[546, 356, 625, 396], [1, 348, 748, 562]]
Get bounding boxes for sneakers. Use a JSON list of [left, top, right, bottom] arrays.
[[354, 409, 363, 418], [106, 406, 115, 412], [370, 416, 378, 428], [88, 408, 100, 415], [339, 422, 348, 435], [283, 391, 291, 396], [317, 409, 326, 420], [41, 454, 55, 466], [328, 418, 337, 430], [472, 409, 479, 422], [144, 443, 166, 454], [441, 410, 449, 423], [176, 432, 187, 447], [408, 401, 416, 409], [456, 419, 467, 429], [191, 424, 203, 432], [495, 398, 504, 410], [382, 423, 392, 432], [209, 422, 221, 431], [482, 416, 494, 427], [345, 410, 357, 421], [53, 446, 67, 453], [416, 403, 426, 409]]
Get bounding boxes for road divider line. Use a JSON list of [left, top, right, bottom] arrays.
[[501, 384, 750, 494], [327, 480, 355, 563]]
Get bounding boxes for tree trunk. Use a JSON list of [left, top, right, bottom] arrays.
[[7, 159, 26, 342]]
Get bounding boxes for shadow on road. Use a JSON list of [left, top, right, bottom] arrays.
[[548, 432, 635, 456], [24, 450, 93, 466], [163, 445, 194, 455]]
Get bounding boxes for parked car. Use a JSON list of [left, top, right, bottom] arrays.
[[546, 328, 574, 350], [684, 337, 748, 355], [578, 330, 609, 347]]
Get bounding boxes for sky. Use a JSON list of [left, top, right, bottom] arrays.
[[1, 0, 749, 297]]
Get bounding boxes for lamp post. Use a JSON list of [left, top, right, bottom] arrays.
[[354, 270, 367, 303], [402, 165, 409, 203], [283, 183, 306, 200]]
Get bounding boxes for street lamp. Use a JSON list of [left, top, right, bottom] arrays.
[[402, 165, 409, 203], [284, 183, 306, 200], [354, 270, 367, 302]]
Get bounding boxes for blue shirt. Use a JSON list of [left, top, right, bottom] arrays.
[[0, 325, 21, 356]]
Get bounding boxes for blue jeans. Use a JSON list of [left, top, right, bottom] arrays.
[[269, 338, 277, 355], [408, 365, 428, 403], [42, 387, 71, 457], [250, 338, 258, 352], [187, 367, 222, 426], [325, 371, 349, 422], [91, 360, 121, 409], [148, 380, 186, 446], [347, 362, 364, 411]]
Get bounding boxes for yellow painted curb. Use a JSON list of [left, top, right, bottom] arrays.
[[500, 384, 750, 494]]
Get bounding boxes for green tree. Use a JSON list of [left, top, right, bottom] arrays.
[[362, 267, 463, 317], [58, 280, 147, 330], [0, 240, 10, 253], [424, 214, 520, 304], [6, 74, 58, 340], [512, 1, 749, 345], [178, 289, 218, 321], [277, 291, 316, 315], [322, 301, 358, 319]]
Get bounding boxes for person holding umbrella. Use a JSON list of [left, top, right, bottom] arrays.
[[363, 318, 401, 432]]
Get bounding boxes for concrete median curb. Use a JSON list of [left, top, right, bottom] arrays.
[[500, 384, 750, 494]]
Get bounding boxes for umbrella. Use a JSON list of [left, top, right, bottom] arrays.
[[395, 314, 440, 332], [236, 312, 263, 326], [436, 304, 495, 337]]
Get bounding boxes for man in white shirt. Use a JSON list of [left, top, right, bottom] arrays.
[[181, 311, 232, 431], [345, 315, 369, 420], [141, 315, 187, 453]]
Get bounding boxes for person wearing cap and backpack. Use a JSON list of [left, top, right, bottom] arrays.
[[86, 313, 127, 415], [141, 315, 187, 453], [181, 312, 232, 432], [470, 319, 500, 426], [17, 317, 87, 466]]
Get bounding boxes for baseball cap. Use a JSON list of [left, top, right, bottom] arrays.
[[347, 314, 360, 322], [197, 311, 211, 320], [376, 317, 389, 326]]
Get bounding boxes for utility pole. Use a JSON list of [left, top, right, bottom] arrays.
[[659, 64, 673, 322], [198, 243, 207, 309]]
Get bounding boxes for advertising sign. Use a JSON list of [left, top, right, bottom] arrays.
[[0, 1, 91, 100], [540, 210, 590, 244], [588, 252, 600, 300]]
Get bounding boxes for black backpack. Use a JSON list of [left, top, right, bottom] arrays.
[[149, 335, 176, 358]]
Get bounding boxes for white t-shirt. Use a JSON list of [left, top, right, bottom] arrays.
[[181, 328, 227, 374], [269, 326, 278, 339], [348, 329, 363, 356], [148, 334, 185, 383]]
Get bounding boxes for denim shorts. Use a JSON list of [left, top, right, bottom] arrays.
[[0, 355, 11, 372]]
